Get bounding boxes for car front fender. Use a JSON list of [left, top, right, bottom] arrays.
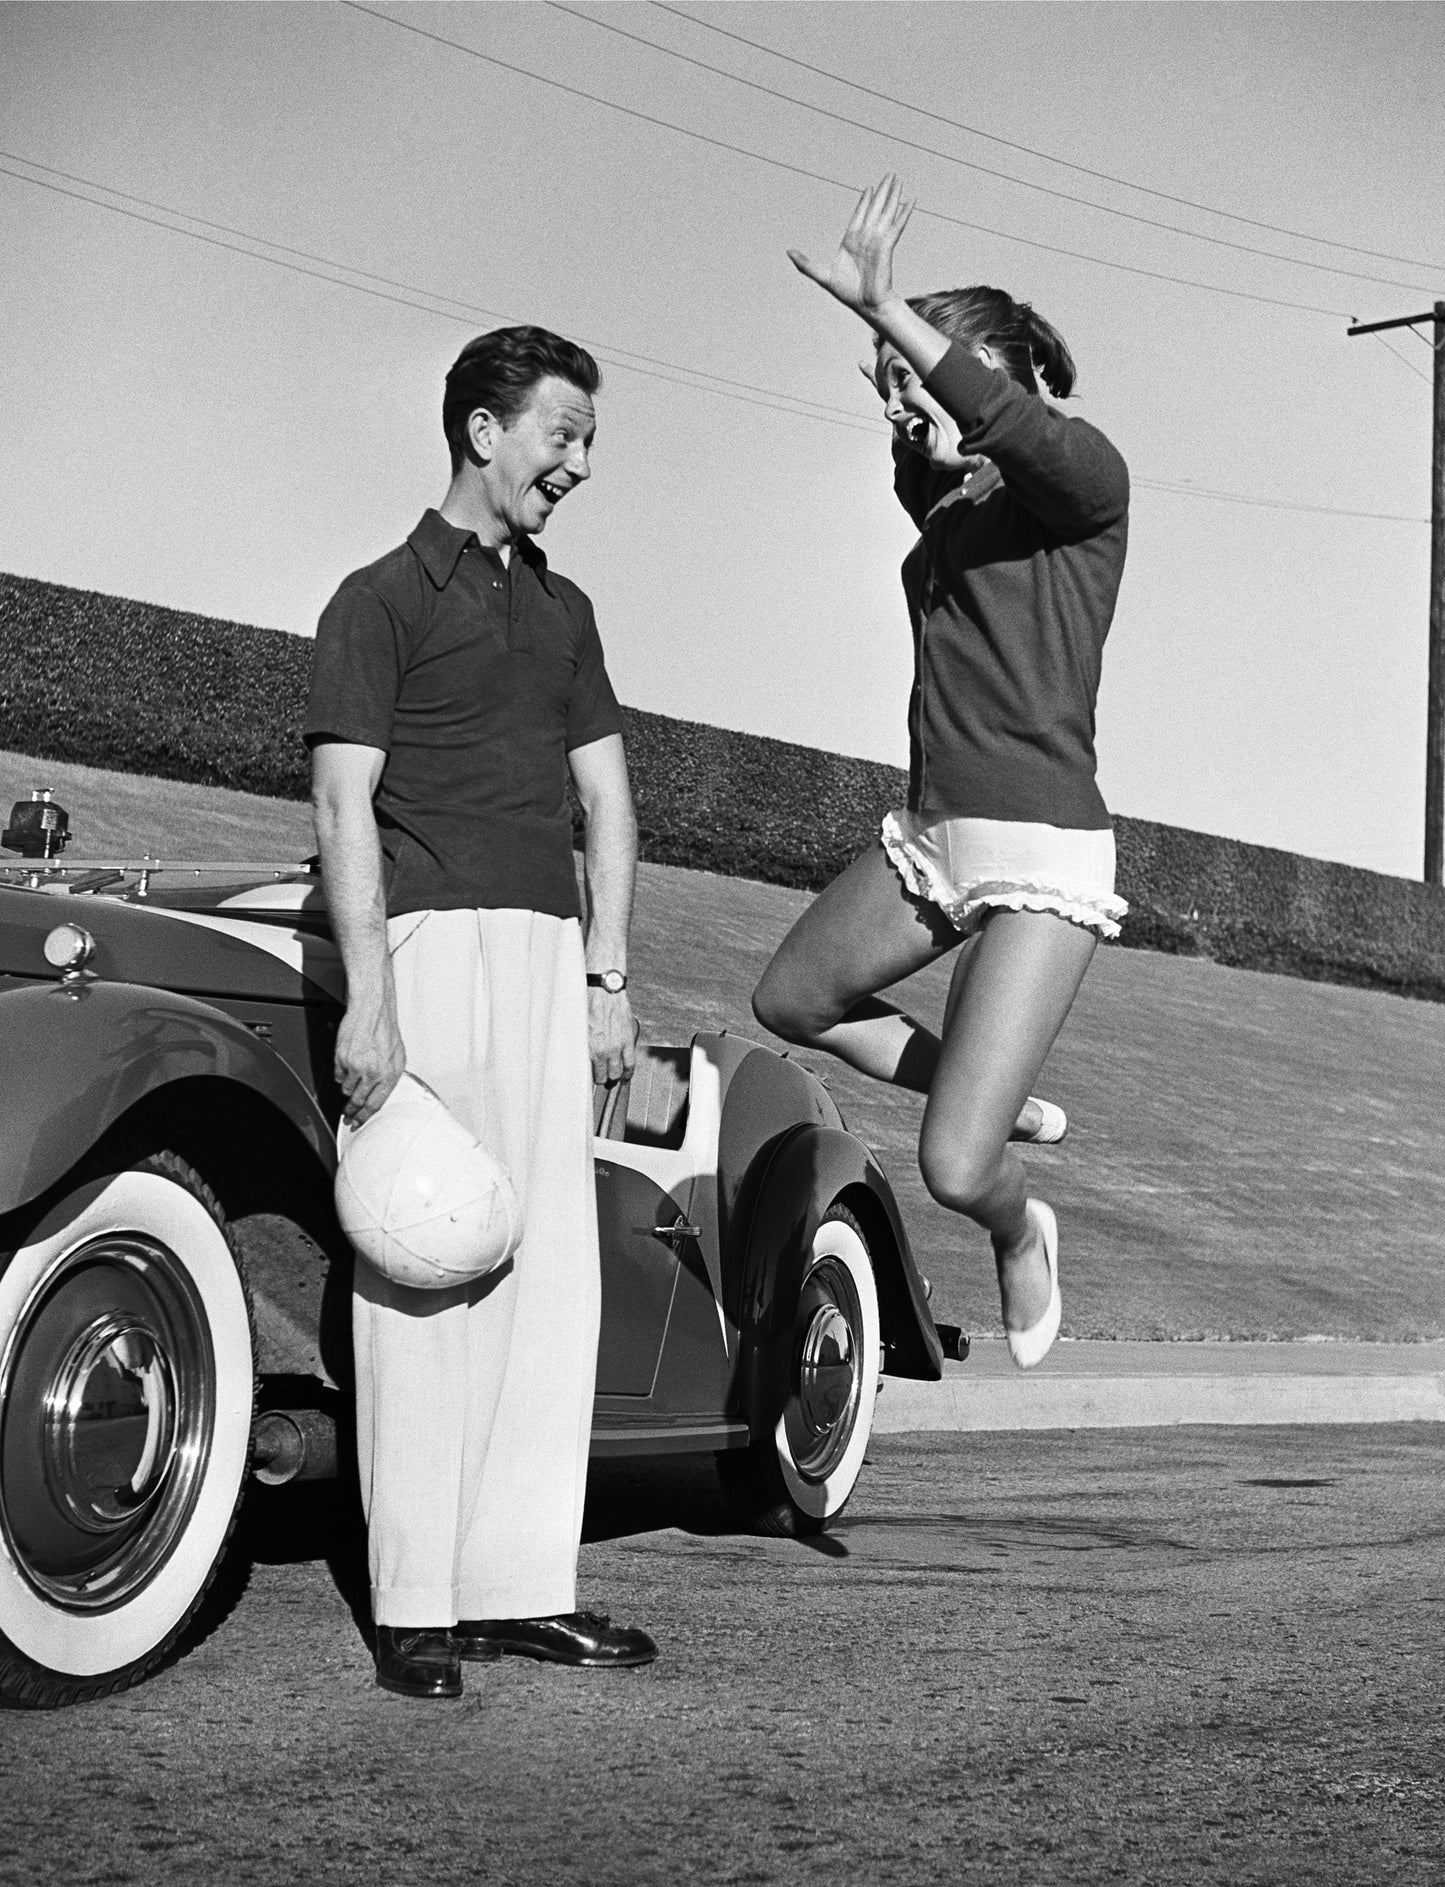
[[734, 1124, 942, 1428], [0, 979, 336, 1215]]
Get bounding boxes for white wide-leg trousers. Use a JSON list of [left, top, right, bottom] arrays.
[[353, 906, 601, 1628]]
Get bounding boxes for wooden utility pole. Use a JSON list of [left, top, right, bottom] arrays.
[[1347, 303, 1445, 885]]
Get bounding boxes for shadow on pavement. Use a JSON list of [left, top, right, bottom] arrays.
[[221, 1477, 373, 1646], [581, 1454, 741, 1544], [206, 1453, 766, 1647]]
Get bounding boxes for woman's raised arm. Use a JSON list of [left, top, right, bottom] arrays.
[[789, 173, 949, 383]]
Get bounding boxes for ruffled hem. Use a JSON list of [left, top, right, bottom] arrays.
[[880, 814, 1127, 941]]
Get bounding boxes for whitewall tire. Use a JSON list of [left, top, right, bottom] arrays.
[[720, 1202, 881, 1538], [0, 1151, 254, 1706]]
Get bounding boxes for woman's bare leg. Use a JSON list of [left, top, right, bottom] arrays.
[[754, 849, 1066, 1125], [752, 844, 960, 1085], [919, 910, 1097, 1332]]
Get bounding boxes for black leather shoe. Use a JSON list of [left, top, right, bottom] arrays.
[[455, 1610, 657, 1668], [374, 1626, 464, 1698]]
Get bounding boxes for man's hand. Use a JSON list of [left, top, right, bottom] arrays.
[[788, 172, 913, 324], [589, 987, 638, 1090], [336, 986, 406, 1127]]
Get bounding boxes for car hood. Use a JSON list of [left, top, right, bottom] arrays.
[[0, 883, 343, 1005]]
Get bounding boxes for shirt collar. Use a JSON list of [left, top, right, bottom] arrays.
[[513, 530, 556, 595], [408, 508, 556, 595]]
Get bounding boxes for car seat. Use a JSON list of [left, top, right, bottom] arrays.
[[594, 1044, 691, 1150]]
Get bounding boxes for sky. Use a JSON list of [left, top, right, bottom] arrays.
[[2, 2, 1442, 880]]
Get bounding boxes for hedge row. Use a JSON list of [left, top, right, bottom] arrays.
[[2, 572, 312, 799], [7, 569, 1445, 999]]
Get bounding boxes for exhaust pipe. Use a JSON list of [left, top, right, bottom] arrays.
[[251, 1408, 338, 1486]]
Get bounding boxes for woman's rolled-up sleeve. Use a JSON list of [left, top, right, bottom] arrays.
[[922, 343, 1129, 539]]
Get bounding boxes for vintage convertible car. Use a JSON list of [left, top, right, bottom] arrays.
[[0, 791, 947, 1708]]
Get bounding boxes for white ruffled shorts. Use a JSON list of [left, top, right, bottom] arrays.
[[881, 810, 1128, 940]]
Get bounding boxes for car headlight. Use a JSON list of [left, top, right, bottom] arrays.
[[43, 923, 96, 975]]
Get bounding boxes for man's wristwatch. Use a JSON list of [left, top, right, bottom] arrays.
[[586, 969, 628, 995]]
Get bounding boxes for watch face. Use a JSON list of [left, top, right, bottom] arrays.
[[591, 969, 626, 993]]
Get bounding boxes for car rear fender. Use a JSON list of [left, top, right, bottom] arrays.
[[0, 979, 336, 1216], [734, 1124, 942, 1430]]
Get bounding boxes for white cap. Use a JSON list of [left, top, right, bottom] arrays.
[[335, 1074, 522, 1291]]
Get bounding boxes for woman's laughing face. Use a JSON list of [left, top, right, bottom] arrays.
[[872, 343, 970, 469]]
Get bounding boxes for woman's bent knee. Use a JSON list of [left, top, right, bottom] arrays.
[[752, 969, 821, 1044], [919, 1139, 1003, 1219]]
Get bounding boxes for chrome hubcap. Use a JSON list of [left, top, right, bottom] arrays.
[[798, 1304, 856, 1433], [784, 1253, 863, 1481], [45, 1314, 178, 1531], [0, 1233, 215, 1612]]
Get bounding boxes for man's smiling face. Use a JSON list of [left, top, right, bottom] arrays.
[[478, 375, 596, 540]]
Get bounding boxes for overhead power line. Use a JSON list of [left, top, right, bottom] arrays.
[[1374, 335, 1434, 387], [339, 2, 1353, 320], [1132, 479, 1425, 524], [0, 153, 878, 433], [654, 0, 1445, 278], [546, 1, 1436, 297], [0, 156, 1426, 524]]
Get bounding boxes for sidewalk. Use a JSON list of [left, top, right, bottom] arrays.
[[874, 1339, 1445, 1433]]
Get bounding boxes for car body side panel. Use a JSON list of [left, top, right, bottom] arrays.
[[592, 1037, 739, 1432], [195, 997, 342, 1118], [625, 1233, 732, 1420], [593, 1161, 683, 1397], [0, 981, 336, 1213]]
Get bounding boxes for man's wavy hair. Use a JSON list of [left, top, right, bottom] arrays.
[[443, 326, 601, 473]]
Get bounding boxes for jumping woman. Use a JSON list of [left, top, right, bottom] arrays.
[[753, 176, 1129, 1369]]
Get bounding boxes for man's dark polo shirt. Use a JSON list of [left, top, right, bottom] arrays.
[[305, 509, 623, 920]]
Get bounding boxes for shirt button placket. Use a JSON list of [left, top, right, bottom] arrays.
[[916, 555, 936, 806]]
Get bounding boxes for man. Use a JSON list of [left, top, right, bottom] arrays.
[[307, 325, 655, 1699]]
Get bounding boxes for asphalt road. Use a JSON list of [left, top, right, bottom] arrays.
[[3, 1427, 1443, 1887]]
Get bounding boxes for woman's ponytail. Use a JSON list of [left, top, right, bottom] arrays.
[[1023, 309, 1075, 399]]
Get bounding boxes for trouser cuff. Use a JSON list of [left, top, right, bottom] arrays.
[[371, 1586, 458, 1629], [456, 1578, 577, 1622]]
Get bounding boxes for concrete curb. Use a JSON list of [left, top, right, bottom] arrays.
[[874, 1340, 1445, 1433]]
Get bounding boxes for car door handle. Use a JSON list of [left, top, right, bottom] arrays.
[[635, 1221, 701, 1247]]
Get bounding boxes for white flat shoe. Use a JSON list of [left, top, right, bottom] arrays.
[[1012, 1097, 1068, 1144], [1005, 1199, 1061, 1370]]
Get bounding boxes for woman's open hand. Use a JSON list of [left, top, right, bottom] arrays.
[[789, 173, 912, 323]]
